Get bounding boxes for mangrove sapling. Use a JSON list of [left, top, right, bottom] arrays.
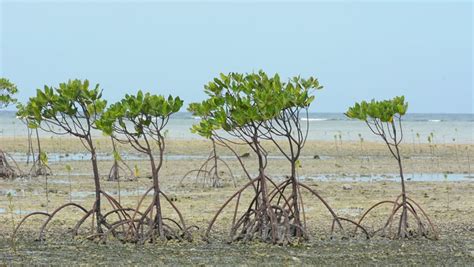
[[32, 128, 52, 176], [0, 78, 21, 179], [179, 113, 236, 188], [180, 107, 236, 188], [26, 125, 34, 165], [41, 152, 50, 213], [17, 113, 52, 177], [66, 164, 73, 203], [452, 138, 462, 172], [7, 192, 16, 251], [416, 132, 421, 153], [430, 132, 441, 171], [98, 91, 191, 243], [190, 71, 354, 244], [334, 134, 341, 168], [443, 173, 449, 211], [15, 79, 117, 239], [108, 136, 134, 182], [346, 96, 437, 239], [358, 133, 368, 169]]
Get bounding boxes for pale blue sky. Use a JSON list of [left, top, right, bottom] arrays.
[[1, 0, 472, 113]]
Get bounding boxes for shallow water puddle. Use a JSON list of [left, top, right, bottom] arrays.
[[299, 173, 473, 182], [0, 189, 18, 196], [9, 152, 333, 163], [0, 208, 44, 215], [71, 189, 149, 198]]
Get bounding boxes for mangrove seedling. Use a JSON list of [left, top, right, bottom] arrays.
[[346, 96, 437, 239], [180, 108, 236, 188], [7, 192, 16, 251], [17, 107, 52, 177], [108, 136, 134, 181], [40, 152, 50, 212], [65, 164, 73, 203]]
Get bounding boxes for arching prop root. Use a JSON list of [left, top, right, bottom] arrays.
[[13, 191, 129, 241], [205, 176, 349, 244], [269, 179, 369, 240], [14, 187, 194, 244], [91, 187, 194, 244], [179, 150, 236, 188], [0, 149, 23, 179], [354, 194, 438, 239]]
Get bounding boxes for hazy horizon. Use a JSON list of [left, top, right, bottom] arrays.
[[1, 1, 472, 113]]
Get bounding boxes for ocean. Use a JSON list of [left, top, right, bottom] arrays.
[[0, 111, 472, 143]]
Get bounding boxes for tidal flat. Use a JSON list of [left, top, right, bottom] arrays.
[[0, 138, 473, 265]]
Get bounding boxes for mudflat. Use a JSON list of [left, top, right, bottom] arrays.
[[0, 137, 473, 265]]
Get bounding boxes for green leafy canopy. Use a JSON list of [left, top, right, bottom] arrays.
[[188, 70, 322, 138], [16, 79, 107, 130], [0, 78, 18, 109], [97, 90, 183, 137], [345, 96, 408, 122]]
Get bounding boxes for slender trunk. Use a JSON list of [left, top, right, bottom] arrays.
[[109, 138, 119, 181], [36, 128, 42, 158], [45, 173, 49, 213], [395, 143, 408, 237], [27, 127, 33, 165], [148, 151, 164, 237], [212, 138, 219, 187], [254, 137, 271, 239], [255, 142, 268, 207], [290, 161, 301, 236], [88, 137, 102, 233], [391, 121, 408, 238], [35, 129, 42, 174]]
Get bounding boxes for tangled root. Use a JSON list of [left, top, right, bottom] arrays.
[[13, 184, 194, 244], [205, 176, 360, 244], [355, 194, 438, 239], [0, 150, 22, 179], [179, 150, 236, 188]]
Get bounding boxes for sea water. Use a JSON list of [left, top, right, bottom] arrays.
[[1, 111, 472, 143]]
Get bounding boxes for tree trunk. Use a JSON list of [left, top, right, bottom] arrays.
[[290, 161, 302, 237], [254, 138, 272, 239], [211, 138, 219, 187], [88, 138, 103, 233], [392, 120, 408, 238], [396, 144, 408, 238], [109, 138, 119, 181], [148, 151, 164, 237]]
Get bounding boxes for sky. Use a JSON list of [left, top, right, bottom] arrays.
[[1, 0, 472, 113]]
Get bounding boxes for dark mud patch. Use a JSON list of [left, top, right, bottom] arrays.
[[1, 234, 473, 265]]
